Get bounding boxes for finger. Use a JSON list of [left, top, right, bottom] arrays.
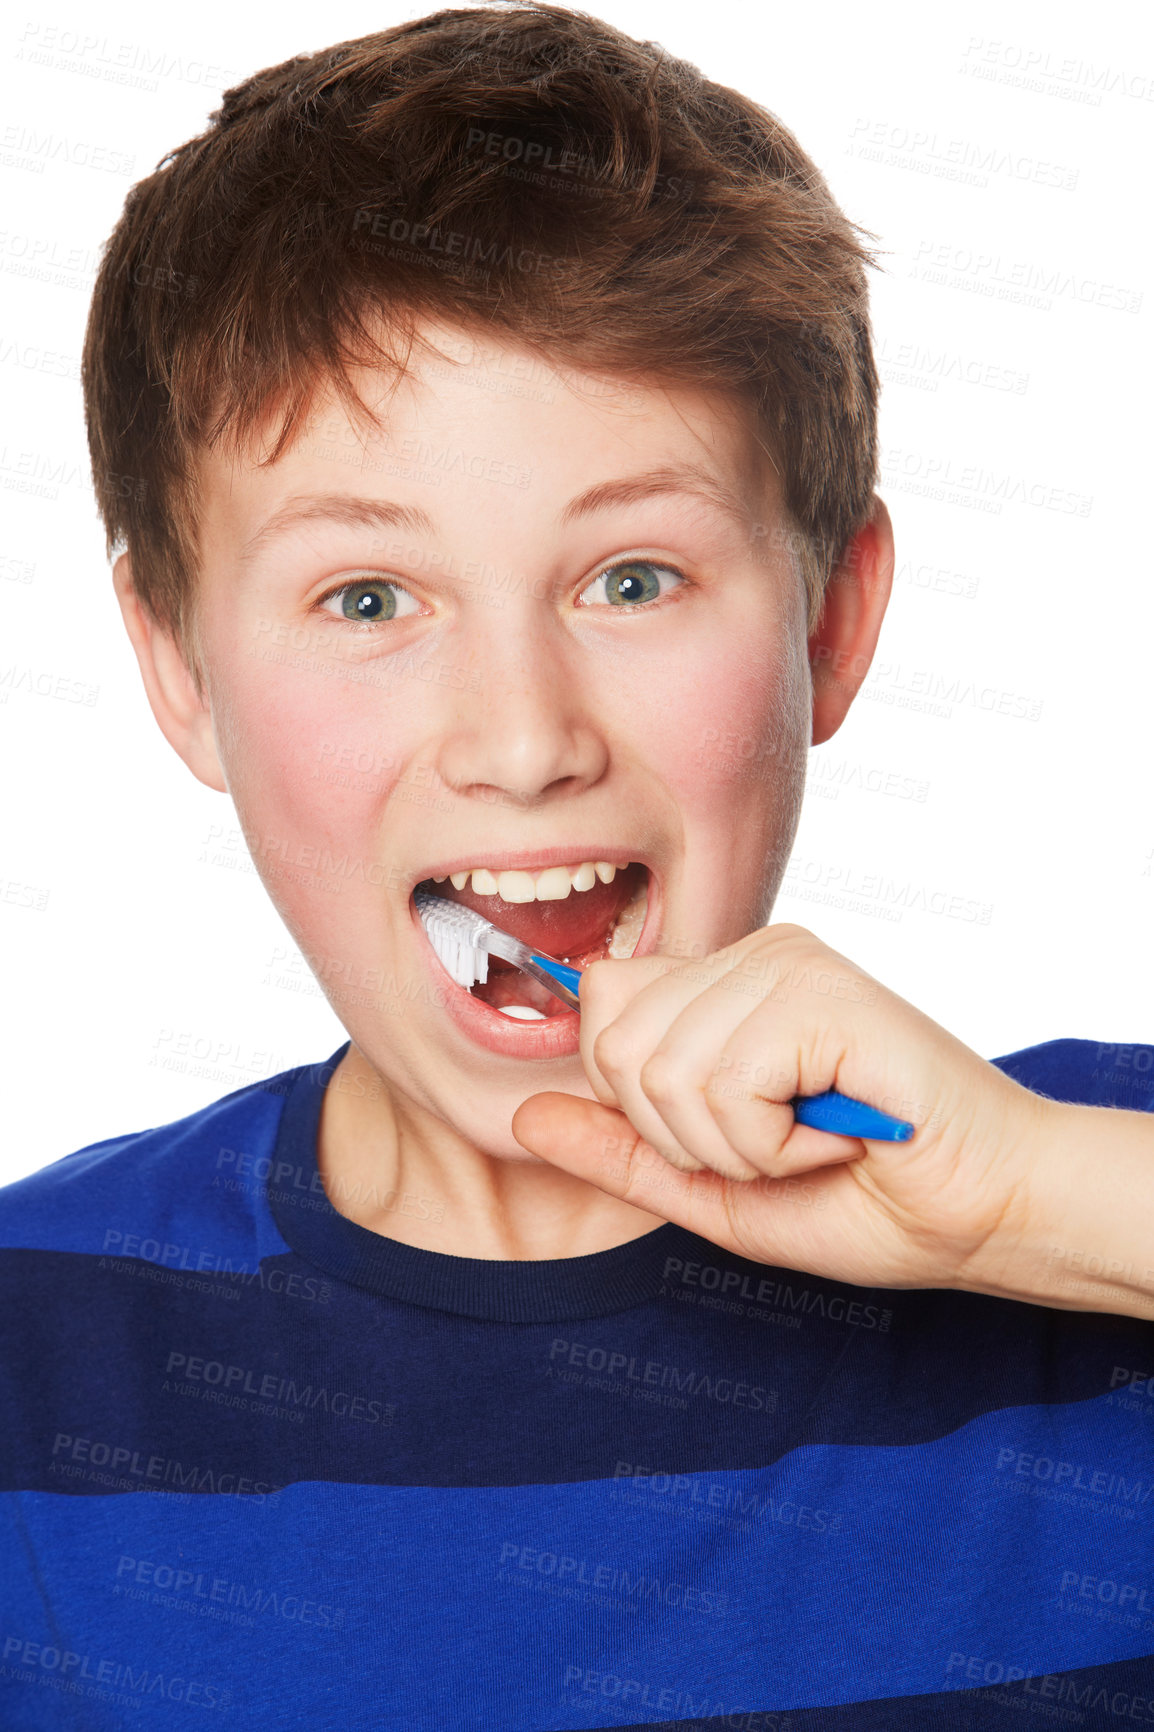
[[580, 951, 758, 1174], [577, 952, 692, 1110], [704, 1009, 869, 1178], [511, 1092, 750, 1244], [631, 974, 867, 1182], [617, 968, 781, 1181]]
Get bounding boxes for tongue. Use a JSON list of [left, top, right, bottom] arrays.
[[420, 863, 641, 961]]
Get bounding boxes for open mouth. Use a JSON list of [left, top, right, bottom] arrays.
[[411, 861, 651, 1019]]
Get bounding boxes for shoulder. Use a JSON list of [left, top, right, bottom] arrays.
[[990, 1035, 1154, 1114], [0, 1064, 308, 1263]]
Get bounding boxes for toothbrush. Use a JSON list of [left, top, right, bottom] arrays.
[[415, 887, 916, 1143]]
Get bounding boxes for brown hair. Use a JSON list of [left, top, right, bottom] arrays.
[[82, 1, 879, 693]]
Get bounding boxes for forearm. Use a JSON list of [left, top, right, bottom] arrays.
[[962, 1098, 1154, 1321]]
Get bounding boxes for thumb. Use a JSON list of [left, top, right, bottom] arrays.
[[511, 1091, 736, 1239]]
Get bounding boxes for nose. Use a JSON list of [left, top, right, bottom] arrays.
[[430, 596, 609, 813]]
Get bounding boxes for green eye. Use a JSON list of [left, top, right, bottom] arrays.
[[318, 578, 419, 625], [582, 559, 685, 607]]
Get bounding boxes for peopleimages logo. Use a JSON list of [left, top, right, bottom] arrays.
[[163, 1351, 393, 1425], [99, 1228, 332, 1303], [662, 1256, 894, 1331], [548, 1337, 776, 1412], [996, 1447, 1154, 1506], [563, 1662, 791, 1728], [1059, 1569, 1154, 1614], [49, 1433, 278, 1501], [613, 1462, 845, 1536], [498, 1543, 730, 1616], [115, 1556, 345, 1627], [1, 1635, 230, 1710]]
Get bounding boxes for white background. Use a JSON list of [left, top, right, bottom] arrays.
[[1, 0, 1151, 1181]]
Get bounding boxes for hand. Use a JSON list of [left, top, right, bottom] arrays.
[[511, 924, 1137, 1310]]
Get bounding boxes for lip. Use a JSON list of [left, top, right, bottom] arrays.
[[407, 860, 662, 1059], [406, 846, 642, 897]]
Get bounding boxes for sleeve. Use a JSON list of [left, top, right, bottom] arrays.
[[989, 1036, 1154, 1115]]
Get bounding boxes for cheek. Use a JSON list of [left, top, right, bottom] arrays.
[[209, 657, 414, 859], [209, 663, 426, 962], [648, 627, 809, 816]]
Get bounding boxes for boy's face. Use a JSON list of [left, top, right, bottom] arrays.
[[121, 317, 886, 1162]]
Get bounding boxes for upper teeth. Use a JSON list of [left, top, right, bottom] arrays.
[[431, 860, 628, 902]]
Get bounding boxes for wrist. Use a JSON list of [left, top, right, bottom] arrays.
[[960, 1095, 1154, 1320]]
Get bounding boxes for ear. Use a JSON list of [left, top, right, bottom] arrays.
[[112, 552, 228, 793], [807, 496, 895, 747]]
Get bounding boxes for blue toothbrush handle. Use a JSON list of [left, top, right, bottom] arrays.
[[791, 1091, 914, 1142], [528, 953, 915, 1143], [529, 954, 583, 997]]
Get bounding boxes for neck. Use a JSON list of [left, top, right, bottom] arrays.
[[316, 1042, 666, 1260]]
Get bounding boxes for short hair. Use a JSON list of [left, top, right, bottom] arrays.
[[82, 1, 879, 693]]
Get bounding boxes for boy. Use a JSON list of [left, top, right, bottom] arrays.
[[3, 4, 1153, 1726]]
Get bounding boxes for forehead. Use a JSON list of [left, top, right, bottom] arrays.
[[196, 315, 785, 546]]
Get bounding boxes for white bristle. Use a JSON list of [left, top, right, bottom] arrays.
[[415, 890, 490, 989]]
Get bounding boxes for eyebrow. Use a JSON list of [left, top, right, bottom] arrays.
[[237, 495, 435, 570], [236, 464, 753, 569], [559, 465, 753, 534]]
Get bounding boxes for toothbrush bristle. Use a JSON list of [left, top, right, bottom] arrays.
[[414, 888, 490, 989]]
